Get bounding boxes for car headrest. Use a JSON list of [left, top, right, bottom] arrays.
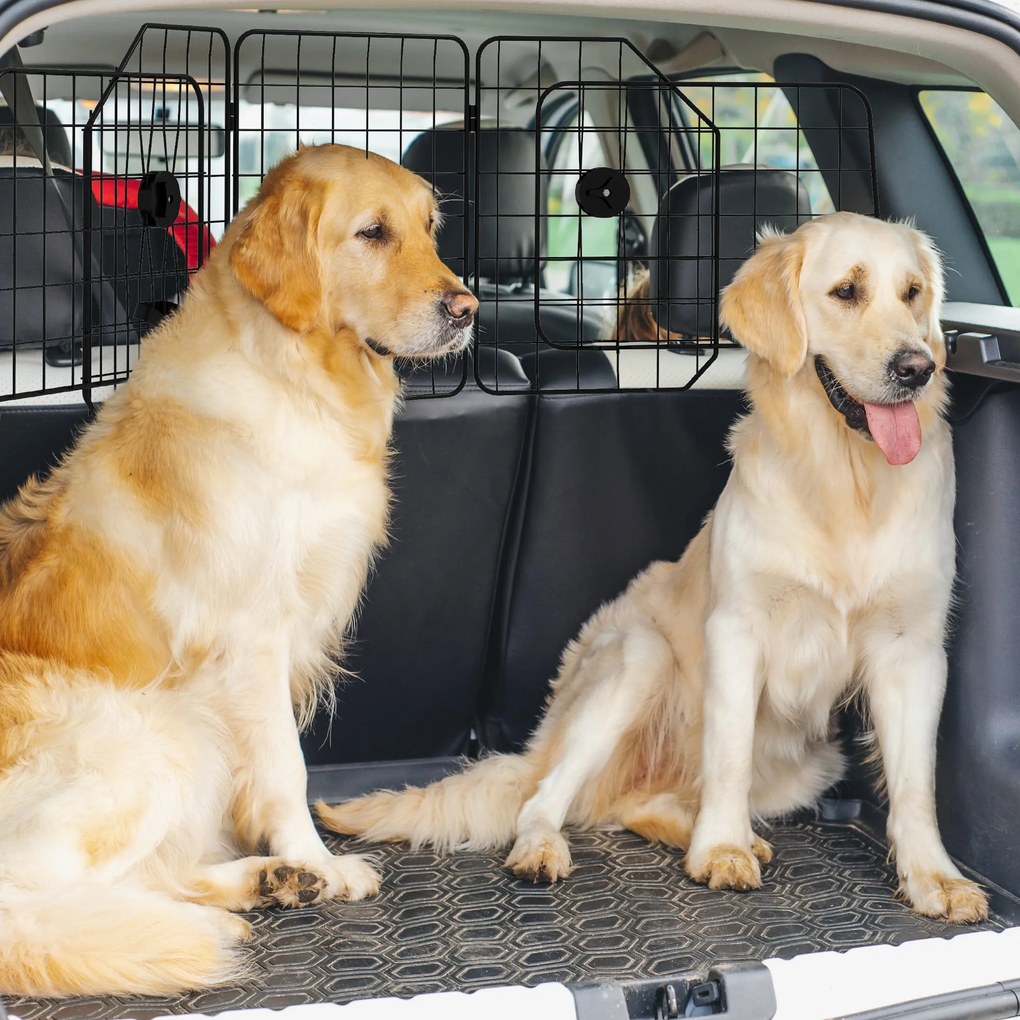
[[403, 125, 546, 284], [0, 104, 73, 168], [650, 168, 811, 337]]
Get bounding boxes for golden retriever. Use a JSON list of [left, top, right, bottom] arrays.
[[611, 267, 683, 343], [0, 143, 477, 998], [322, 211, 989, 924]]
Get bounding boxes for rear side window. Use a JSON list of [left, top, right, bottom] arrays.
[[680, 72, 836, 215], [919, 89, 1020, 304]]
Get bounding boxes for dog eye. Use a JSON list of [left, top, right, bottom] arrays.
[[358, 224, 385, 241], [831, 282, 856, 301], [906, 285, 921, 301]]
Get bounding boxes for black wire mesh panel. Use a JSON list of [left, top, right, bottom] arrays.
[[471, 38, 878, 395], [114, 24, 230, 248], [470, 37, 716, 395], [638, 79, 877, 391], [0, 27, 229, 406], [0, 65, 199, 405], [113, 24, 231, 264], [232, 30, 471, 398], [81, 68, 209, 407], [534, 78, 719, 353]]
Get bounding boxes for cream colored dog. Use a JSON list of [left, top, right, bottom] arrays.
[[0, 144, 477, 998], [323, 212, 988, 925]]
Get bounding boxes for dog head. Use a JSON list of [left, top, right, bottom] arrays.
[[720, 211, 946, 465], [228, 144, 477, 359]]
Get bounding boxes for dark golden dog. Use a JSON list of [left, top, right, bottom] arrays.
[[0, 144, 476, 998]]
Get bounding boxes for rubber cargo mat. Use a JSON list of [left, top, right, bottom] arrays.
[[8, 819, 1014, 1020]]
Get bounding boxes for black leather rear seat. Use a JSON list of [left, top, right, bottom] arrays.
[[0, 351, 538, 788], [289, 350, 535, 772], [651, 167, 812, 337], [0, 107, 188, 358], [0, 383, 742, 778], [478, 389, 742, 751], [0, 403, 90, 504]]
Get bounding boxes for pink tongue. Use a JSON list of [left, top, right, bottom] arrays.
[[863, 401, 921, 465]]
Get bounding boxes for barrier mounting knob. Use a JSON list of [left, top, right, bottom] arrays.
[[575, 166, 630, 217], [137, 170, 182, 228]]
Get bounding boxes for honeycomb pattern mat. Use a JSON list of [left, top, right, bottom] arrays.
[[8, 819, 1013, 1020]]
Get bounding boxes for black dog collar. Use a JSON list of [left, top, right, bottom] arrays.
[[815, 356, 872, 440]]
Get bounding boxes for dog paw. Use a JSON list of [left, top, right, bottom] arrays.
[[901, 871, 989, 923], [505, 831, 573, 883], [686, 843, 762, 891], [320, 853, 382, 902], [222, 913, 256, 942], [256, 862, 327, 908], [752, 835, 773, 865]]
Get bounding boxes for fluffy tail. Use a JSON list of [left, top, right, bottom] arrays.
[[0, 884, 250, 998], [317, 753, 536, 852]]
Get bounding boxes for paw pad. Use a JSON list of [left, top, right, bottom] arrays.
[[256, 862, 326, 908]]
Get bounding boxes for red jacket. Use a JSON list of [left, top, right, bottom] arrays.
[[89, 173, 213, 271]]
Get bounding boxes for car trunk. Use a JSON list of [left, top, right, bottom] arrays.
[[2, 3, 1020, 1018]]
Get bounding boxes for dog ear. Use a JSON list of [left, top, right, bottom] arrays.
[[230, 182, 323, 333], [720, 230, 808, 377], [911, 228, 947, 371]]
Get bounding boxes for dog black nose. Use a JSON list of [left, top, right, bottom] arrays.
[[442, 291, 478, 329], [891, 350, 935, 389]]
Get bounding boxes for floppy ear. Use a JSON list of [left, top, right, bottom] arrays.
[[229, 183, 323, 333], [720, 231, 808, 377], [912, 228, 947, 370]]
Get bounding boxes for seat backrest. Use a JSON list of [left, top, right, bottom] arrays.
[[650, 168, 812, 338], [0, 354, 535, 777], [0, 163, 188, 354], [403, 124, 545, 287], [93, 196, 189, 336], [300, 351, 534, 769], [404, 125, 603, 364], [0, 404, 90, 504], [478, 387, 744, 751], [0, 167, 87, 350]]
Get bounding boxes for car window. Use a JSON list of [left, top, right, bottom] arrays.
[[545, 110, 622, 295], [42, 99, 461, 240], [45, 96, 229, 238], [679, 72, 836, 215], [236, 103, 463, 208], [918, 89, 1020, 304]]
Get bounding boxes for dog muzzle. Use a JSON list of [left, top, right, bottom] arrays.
[[815, 356, 923, 466]]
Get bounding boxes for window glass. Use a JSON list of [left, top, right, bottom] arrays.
[[40, 99, 460, 240], [545, 111, 622, 295], [680, 72, 835, 215], [919, 89, 1020, 303], [46, 96, 231, 237], [235, 104, 462, 210]]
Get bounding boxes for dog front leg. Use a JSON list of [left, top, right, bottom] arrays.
[[230, 665, 379, 903], [864, 633, 987, 922], [506, 624, 670, 883], [686, 609, 771, 890]]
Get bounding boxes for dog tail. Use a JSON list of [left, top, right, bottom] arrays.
[[0, 884, 250, 998], [317, 753, 536, 852]]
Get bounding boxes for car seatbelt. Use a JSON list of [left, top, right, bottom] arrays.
[[0, 46, 51, 174]]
